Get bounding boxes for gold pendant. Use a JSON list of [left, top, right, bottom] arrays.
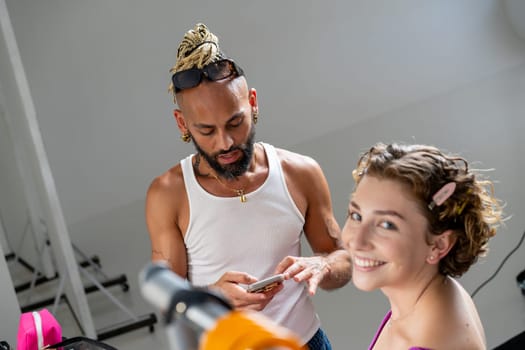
[[237, 190, 247, 203]]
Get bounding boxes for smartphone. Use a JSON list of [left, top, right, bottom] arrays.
[[246, 274, 285, 293]]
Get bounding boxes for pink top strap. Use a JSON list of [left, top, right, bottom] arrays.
[[369, 311, 431, 350]]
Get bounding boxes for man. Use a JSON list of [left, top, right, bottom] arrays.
[[146, 23, 351, 349]]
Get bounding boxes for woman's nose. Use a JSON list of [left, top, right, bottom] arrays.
[[343, 222, 371, 251]]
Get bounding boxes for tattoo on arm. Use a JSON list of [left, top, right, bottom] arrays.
[[152, 249, 172, 266], [326, 217, 342, 243]]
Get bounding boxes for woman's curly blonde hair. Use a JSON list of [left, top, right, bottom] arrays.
[[352, 142, 504, 277]]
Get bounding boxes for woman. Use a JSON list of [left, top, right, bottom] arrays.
[[342, 143, 503, 350]]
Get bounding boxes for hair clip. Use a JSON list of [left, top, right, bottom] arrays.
[[454, 189, 472, 215], [357, 168, 368, 177], [428, 182, 456, 210], [455, 200, 468, 215]]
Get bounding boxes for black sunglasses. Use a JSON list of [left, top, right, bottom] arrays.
[[172, 59, 244, 92]]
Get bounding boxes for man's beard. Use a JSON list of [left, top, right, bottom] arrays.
[[192, 127, 256, 180]]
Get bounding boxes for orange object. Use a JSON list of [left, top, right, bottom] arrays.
[[199, 310, 306, 350]]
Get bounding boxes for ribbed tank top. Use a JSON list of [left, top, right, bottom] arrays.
[[180, 142, 319, 343]]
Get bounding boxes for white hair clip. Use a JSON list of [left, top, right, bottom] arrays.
[[428, 182, 456, 210]]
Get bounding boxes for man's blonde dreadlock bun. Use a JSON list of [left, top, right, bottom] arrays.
[[168, 23, 225, 100]]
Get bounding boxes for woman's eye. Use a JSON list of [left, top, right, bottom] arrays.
[[350, 211, 361, 222], [379, 221, 397, 230]]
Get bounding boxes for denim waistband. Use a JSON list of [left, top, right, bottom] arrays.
[[306, 327, 332, 350]]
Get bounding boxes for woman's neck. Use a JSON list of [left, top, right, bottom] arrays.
[[385, 272, 444, 323]]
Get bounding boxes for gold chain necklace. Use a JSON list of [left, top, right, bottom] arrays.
[[208, 148, 257, 203]]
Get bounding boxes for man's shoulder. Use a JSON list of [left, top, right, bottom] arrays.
[[272, 146, 318, 168], [148, 162, 186, 195], [269, 146, 327, 189]]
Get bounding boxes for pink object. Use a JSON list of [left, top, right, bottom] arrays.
[[428, 182, 456, 210], [17, 309, 62, 350]]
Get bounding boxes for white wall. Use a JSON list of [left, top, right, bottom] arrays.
[[4, 0, 525, 226], [2, 0, 525, 348]]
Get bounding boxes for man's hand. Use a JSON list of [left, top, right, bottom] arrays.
[[209, 271, 284, 311], [274, 256, 330, 296]]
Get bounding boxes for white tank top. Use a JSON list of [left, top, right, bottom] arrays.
[[181, 142, 320, 344]]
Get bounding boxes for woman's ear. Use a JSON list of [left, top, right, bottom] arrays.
[[427, 230, 457, 264]]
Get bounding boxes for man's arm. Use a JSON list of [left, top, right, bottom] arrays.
[[145, 170, 188, 278], [275, 152, 351, 294], [302, 157, 352, 290]]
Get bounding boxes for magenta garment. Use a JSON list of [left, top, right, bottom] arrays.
[[368, 310, 430, 350]]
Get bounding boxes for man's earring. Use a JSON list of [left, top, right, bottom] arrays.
[[181, 132, 191, 143], [252, 110, 259, 124]]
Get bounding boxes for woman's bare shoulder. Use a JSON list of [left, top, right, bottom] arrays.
[[410, 278, 486, 349]]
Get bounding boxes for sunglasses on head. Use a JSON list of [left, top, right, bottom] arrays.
[[172, 59, 244, 92]]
